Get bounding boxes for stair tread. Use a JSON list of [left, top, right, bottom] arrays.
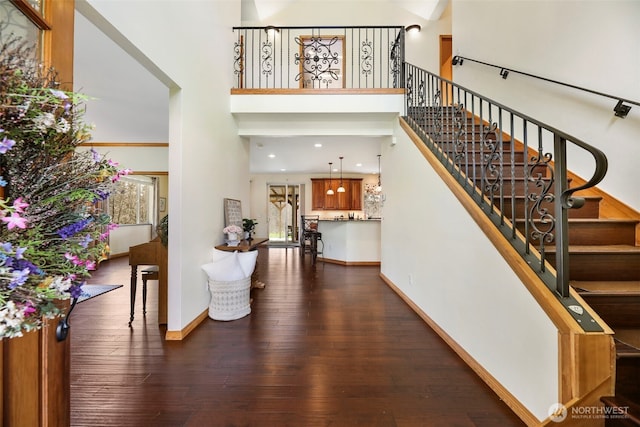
[[572, 281, 640, 294], [614, 330, 640, 355], [570, 218, 639, 224], [547, 245, 640, 254], [520, 218, 639, 224], [601, 395, 640, 422], [508, 194, 603, 200], [602, 394, 640, 405]]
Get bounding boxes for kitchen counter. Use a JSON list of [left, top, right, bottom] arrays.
[[319, 218, 381, 222], [316, 219, 381, 265]]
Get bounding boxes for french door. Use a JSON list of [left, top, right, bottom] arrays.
[[267, 183, 301, 245]]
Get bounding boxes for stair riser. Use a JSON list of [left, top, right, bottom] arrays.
[[546, 253, 640, 281], [430, 148, 526, 163], [578, 295, 640, 328], [454, 164, 549, 179], [601, 395, 640, 427], [471, 178, 565, 194], [517, 222, 637, 246], [615, 357, 640, 397], [501, 198, 601, 219], [425, 128, 494, 137]]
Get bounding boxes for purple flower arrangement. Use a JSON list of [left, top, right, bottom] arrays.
[[0, 36, 131, 338]]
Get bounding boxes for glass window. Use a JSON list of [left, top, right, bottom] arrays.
[[0, 0, 42, 59], [107, 176, 156, 225], [26, 0, 43, 13]]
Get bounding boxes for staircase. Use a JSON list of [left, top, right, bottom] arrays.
[[410, 104, 640, 425]]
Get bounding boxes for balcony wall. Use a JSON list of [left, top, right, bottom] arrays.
[[231, 90, 405, 137]]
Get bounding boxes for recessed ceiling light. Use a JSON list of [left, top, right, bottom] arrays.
[[268, 154, 276, 158], [280, 168, 286, 171], [314, 143, 322, 148], [356, 163, 362, 167]]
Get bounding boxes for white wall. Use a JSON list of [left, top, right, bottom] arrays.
[[249, 0, 452, 75], [383, 123, 559, 421], [452, 0, 640, 211], [80, 0, 247, 333], [74, 11, 169, 144], [108, 224, 152, 255]]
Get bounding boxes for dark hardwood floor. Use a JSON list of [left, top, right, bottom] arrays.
[[71, 247, 525, 426]]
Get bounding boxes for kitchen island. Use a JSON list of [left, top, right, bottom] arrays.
[[317, 219, 381, 265]]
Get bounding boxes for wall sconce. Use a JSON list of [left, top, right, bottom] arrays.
[[452, 55, 464, 66], [264, 26, 280, 35], [614, 100, 631, 118], [499, 68, 509, 79], [405, 24, 421, 33]]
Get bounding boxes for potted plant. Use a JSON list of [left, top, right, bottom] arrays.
[[242, 218, 258, 240], [157, 215, 168, 246]]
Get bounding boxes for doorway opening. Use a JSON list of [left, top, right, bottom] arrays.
[[267, 183, 301, 246], [439, 34, 453, 103]]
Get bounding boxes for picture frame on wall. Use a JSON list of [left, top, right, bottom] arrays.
[[224, 198, 243, 228]]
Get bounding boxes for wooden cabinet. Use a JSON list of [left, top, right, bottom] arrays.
[[311, 179, 325, 210], [350, 179, 362, 210], [311, 178, 362, 210], [324, 180, 337, 209]]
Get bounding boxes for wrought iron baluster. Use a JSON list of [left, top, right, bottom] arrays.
[[233, 32, 244, 89], [527, 128, 555, 274], [390, 37, 400, 88], [453, 103, 467, 175], [261, 39, 274, 86], [482, 122, 501, 206], [294, 36, 341, 88], [361, 39, 373, 78]]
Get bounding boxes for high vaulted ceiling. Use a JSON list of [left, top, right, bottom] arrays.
[[242, 0, 449, 22]]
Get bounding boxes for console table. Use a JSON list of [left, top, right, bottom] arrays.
[[214, 237, 268, 253], [214, 237, 268, 288]]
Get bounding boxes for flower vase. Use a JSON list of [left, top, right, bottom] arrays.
[[227, 232, 238, 242]]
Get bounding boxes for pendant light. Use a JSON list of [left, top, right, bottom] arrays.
[[337, 156, 346, 193], [375, 154, 382, 193], [326, 162, 334, 195]]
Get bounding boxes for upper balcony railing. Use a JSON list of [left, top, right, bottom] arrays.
[[232, 26, 405, 90]]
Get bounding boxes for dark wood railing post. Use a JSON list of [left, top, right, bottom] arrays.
[[553, 133, 571, 298]]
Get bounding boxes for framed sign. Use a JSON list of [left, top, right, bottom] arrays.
[[224, 198, 243, 228]]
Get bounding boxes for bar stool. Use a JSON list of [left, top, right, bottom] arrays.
[[141, 266, 159, 315], [301, 215, 323, 264], [308, 230, 323, 264]]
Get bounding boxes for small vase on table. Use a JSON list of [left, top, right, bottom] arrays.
[[227, 232, 239, 246]]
